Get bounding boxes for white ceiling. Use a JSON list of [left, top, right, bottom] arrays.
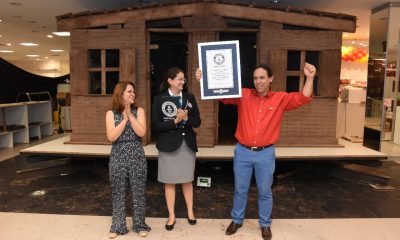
[[0, 0, 390, 62]]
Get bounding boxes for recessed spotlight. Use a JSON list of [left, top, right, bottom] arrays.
[[26, 54, 39, 57], [0, 35, 2, 38], [270, 0, 281, 3], [0, 19, 3, 22], [52, 31, 70, 36], [30, 190, 46, 196], [19, 42, 38, 46], [0, 50, 14, 53], [50, 49, 64, 52], [9, 2, 23, 6], [47, 34, 53, 38], [45, 56, 48, 59], [6, 43, 11, 46]]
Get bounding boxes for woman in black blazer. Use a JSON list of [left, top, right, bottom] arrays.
[[152, 67, 201, 231]]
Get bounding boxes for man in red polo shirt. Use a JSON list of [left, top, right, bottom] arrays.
[[197, 62, 316, 240]]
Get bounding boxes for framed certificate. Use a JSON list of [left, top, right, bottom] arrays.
[[198, 40, 242, 99]]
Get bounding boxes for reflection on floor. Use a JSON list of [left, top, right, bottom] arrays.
[[1, 135, 400, 239], [1, 156, 400, 219]]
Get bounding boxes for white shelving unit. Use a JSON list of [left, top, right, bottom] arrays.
[[0, 101, 52, 148]]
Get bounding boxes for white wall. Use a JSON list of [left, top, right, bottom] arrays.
[[340, 60, 368, 85]]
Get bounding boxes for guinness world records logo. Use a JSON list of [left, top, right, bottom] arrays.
[[213, 53, 225, 65], [161, 101, 177, 117]]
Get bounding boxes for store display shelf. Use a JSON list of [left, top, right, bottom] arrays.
[[9, 127, 27, 133], [365, 125, 381, 131], [0, 101, 52, 148], [28, 122, 50, 127], [0, 131, 10, 136]]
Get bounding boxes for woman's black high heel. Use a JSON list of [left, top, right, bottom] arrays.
[[165, 220, 176, 231], [187, 218, 197, 225]]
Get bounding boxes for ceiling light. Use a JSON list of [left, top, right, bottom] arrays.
[[52, 31, 70, 36], [270, 0, 281, 3], [27, 54, 39, 57], [0, 35, 2, 38], [47, 34, 53, 38], [50, 49, 64, 52], [30, 190, 46, 196], [6, 43, 11, 46], [0, 19, 3, 22], [0, 50, 14, 53], [45, 56, 48, 59], [19, 42, 38, 46]]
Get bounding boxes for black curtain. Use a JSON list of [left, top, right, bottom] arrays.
[[0, 57, 69, 103]]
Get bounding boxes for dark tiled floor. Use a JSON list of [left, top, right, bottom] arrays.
[[1, 155, 400, 219]]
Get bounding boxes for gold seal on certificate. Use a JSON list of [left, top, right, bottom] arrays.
[[198, 40, 242, 99]]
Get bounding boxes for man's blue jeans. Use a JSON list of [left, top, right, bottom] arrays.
[[231, 143, 275, 227]]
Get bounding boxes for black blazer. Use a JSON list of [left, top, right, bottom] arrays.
[[152, 91, 201, 152]]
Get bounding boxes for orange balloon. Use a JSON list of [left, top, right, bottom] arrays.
[[362, 49, 368, 55]]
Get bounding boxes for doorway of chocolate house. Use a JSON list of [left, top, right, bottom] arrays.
[[149, 31, 188, 142], [217, 32, 257, 144]]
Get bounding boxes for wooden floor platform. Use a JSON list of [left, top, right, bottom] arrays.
[[20, 135, 387, 160]]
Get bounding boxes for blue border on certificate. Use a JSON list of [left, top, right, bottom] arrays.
[[198, 41, 242, 99]]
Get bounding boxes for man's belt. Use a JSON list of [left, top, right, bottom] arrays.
[[241, 144, 272, 152]]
